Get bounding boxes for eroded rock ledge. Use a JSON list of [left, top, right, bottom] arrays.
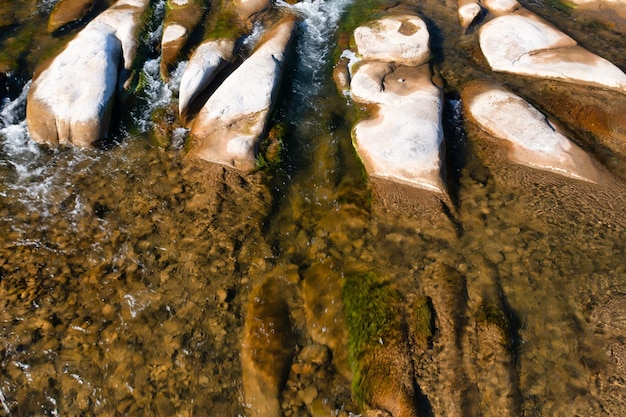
[[337, 14, 447, 195]]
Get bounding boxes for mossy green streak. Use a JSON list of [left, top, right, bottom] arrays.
[[342, 271, 399, 406]]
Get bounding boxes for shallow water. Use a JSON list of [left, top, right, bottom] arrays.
[[1, 0, 626, 416]]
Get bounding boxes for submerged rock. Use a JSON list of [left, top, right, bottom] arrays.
[[26, 0, 150, 146], [343, 271, 420, 417], [563, 0, 626, 33], [48, 0, 98, 33], [301, 263, 351, 380], [479, 9, 626, 92], [187, 16, 296, 171], [241, 276, 295, 417], [341, 14, 446, 194], [462, 81, 603, 183]]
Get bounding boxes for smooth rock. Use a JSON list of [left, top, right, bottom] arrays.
[[188, 16, 296, 171], [462, 81, 602, 183], [48, 0, 96, 33], [27, 0, 150, 146], [178, 39, 235, 118], [457, 0, 483, 28], [160, 0, 205, 80], [479, 10, 626, 92], [161, 23, 188, 78], [234, 0, 271, 20], [354, 15, 431, 67], [350, 62, 446, 193], [482, 0, 520, 15]]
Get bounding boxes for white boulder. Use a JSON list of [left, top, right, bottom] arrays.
[[458, 0, 483, 28], [178, 39, 235, 119], [482, 0, 520, 15], [462, 82, 602, 183], [188, 16, 296, 171], [26, 0, 149, 146], [354, 15, 431, 67], [479, 10, 626, 92], [350, 62, 446, 193]]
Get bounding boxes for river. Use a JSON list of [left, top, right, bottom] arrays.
[[1, 0, 625, 416]]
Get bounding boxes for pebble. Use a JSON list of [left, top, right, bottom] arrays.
[[299, 386, 319, 405]]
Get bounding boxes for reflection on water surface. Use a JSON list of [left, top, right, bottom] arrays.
[[1, 0, 626, 415]]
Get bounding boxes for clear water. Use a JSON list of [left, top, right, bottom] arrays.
[[1, 0, 625, 416]]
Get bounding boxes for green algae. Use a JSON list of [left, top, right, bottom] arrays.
[[202, 0, 246, 42], [342, 270, 400, 406], [412, 295, 434, 347], [0, 27, 33, 73], [476, 302, 512, 345]]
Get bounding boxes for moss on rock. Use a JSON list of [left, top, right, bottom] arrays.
[[342, 270, 419, 416]]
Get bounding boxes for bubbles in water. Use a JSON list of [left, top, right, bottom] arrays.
[[277, 0, 355, 91], [37, 0, 61, 14], [132, 59, 187, 133]]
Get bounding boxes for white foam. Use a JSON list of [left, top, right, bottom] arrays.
[[276, 0, 354, 86]]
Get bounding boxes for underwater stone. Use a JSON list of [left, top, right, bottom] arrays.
[[241, 276, 295, 417], [343, 271, 419, 417]]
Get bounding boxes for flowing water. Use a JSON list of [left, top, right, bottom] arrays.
[[1, 0, 626, 416]]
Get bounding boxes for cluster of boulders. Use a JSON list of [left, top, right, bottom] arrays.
[[25, 0, 296, 170], [16, 1, 626, 415], [335, 4, 625, 200], [24, 0, 626, 179]]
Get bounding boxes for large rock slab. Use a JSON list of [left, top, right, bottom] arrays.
[[462, 81, 602, 183], [341, 15, 446, 194], [350, 62, 445, 194], [187, 16, 296, 171], [178, 39, 235, 119], [353, 15, 431, 67], [479, 10, 626, 92], [27, 0, 150, 146]]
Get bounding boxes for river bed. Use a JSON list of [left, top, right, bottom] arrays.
[[1, 0, 626, 416]]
